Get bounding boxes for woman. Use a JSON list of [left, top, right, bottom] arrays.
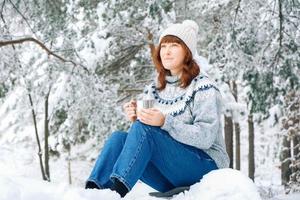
[[85, 20, 229, 198]]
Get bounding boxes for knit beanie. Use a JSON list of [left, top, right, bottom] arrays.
[[159, 20, 199, 57]]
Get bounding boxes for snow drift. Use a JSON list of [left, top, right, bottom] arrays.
[[0, 168, 261, 200]]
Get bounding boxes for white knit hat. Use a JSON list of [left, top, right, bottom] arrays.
[[159, 20, 199, 57]]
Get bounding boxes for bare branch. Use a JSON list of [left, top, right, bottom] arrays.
[[118, 88, 143, 93], [135, 78, 153, 84], [272, 0, 277, 16], [117, 93, 131, 103], [230, 0, 243, 51], [0, 0, 5, 17], [0, 37, 90, 73], [233, 0, 241, 27], [278, 0, 283, 49], [269, 0, 283, 69], [0, 0, 24, 70], [269, 49, 281, 69], [7, 0, 38, 38]]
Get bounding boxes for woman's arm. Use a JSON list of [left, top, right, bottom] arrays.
[[161, 88, 222, 149]]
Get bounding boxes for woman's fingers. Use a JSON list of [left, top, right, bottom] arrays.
[[140, 108, 157, 116], [138, 109, 153, 122], [122, 100, 138, 122], [139, 118, 148, 124], [138, 108, 165, 126], [123, 100, 137, 110], [128, 110, 137, 117], [149, 108, 160, 113], [127, 107, 136, 113], [138, 113, 150, 124], [130, 99, 137, 106], [126, 104, 137, 119]]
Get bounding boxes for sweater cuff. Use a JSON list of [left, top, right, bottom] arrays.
[[161, 114, 174, 132]]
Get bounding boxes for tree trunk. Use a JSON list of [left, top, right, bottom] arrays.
[[232, 81, 241, 170], [248, 114, 255, 181], [293, 136, 299, 164], [224, 115, 234, 168], [68, 146, 72, 185], [281, 134, 291, 186], [44, 88, 51, 181], [28, 93, 47, 180], [288, 135, 300, 188], [235, 122, 241, 170]]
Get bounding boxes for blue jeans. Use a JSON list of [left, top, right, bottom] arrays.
[[86, 120, 217, 192]]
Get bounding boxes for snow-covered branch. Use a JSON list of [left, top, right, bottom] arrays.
[[0, 37, 89, 73]]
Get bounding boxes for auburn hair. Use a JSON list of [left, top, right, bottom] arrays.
[[152, 35, 200, 91]]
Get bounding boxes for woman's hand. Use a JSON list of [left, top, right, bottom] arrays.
[[137, 108, 165, 127], [123, 100, 137, 122]]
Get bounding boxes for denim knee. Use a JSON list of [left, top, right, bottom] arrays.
[[108, 131, 127, 144], [131, 120, 153, 134]]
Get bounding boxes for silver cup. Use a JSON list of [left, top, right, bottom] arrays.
[[137, 99, 155, 109]]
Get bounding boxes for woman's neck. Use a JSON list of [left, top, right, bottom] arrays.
[[170, 70, 183, 77]]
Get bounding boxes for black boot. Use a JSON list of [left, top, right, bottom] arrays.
[[85, 181, 100, 189], [111, 178, 129, 198]]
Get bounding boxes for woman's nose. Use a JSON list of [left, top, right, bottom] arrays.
[[165, 46, 171, 54]]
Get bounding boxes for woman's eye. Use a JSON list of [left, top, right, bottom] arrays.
[[161, 43, 179, 48]]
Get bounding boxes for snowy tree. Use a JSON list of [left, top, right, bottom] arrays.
[[97, 0, 175, 100], [281, 90, 300, 193]]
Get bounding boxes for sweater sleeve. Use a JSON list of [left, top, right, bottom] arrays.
[[161, 88, 221, 149]]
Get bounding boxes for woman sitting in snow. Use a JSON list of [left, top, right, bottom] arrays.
[[85, 20, 229, 198]]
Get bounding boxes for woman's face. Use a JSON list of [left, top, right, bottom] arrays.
[[159, 42, 186, 76]]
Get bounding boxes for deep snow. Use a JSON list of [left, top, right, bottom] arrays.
[[0, 168, 262, 200]]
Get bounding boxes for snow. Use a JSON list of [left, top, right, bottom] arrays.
[[183, 169, 261, 200], [0, 168, 262, 200], [0, 175, 119, 200], [273, 193, 300, 200]]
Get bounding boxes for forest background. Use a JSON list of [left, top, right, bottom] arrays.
[[0, 0, 299, 199]]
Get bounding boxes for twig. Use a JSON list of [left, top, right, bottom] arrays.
[[272, 0, 277, 16], [117, 93, 132, 103], [230, 0, 242, 49], [269, 0, 283, 69], [0, 0, 5, 17], [117, 88, 143, 93], [0, 37, 90, 73], [278, 0, 283, 49], [233, 0, 241, 27], [7, 0, 38, 38], [135, 78, 153, 84], [267, 0, 284, 69]]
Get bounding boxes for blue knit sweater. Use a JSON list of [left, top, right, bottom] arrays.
[[143, 73, 229, 169]]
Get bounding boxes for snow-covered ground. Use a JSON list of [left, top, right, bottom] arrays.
[[0, 167, 263, 200], [0, 137, 264, 200], [1, 161, 298, 200], [1, 138, 294, 200]]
